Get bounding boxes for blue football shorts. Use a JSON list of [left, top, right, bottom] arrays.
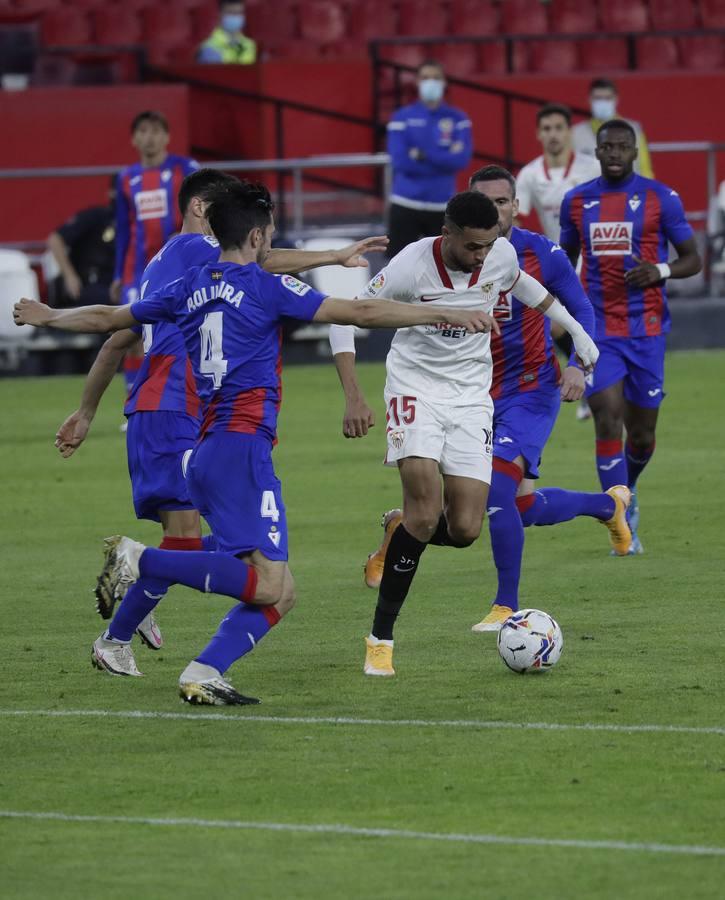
[[184, 431, 288, 561], [125, 410, 199, 522], [492, 386, 561, 479], [585, 335, 666, 409]]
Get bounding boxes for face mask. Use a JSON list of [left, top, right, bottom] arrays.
[[419, 78, 444, 104], [222, 13, 245, 32], [591, 98, 616, 121]]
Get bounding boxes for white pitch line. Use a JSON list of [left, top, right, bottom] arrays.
[[1, 810, 723, 857], [1, 708, 724, 736]]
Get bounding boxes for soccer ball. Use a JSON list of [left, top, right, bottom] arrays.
[[496, 608, 563, 673]]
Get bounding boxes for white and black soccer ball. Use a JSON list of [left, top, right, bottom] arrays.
[[496, 608, 563, 673]]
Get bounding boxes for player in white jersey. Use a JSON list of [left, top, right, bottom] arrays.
[[516, 103, 600, 243], [328, 192, 598, 677]]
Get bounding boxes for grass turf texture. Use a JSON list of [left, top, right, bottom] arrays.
[[1, 350, 724, 899]]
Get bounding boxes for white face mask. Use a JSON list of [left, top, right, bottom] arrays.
[[419, 78, 444, 104], [591, 98, 616, 121]]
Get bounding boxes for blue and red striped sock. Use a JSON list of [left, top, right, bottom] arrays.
[[625, 440, 655, 488], [595, 439, 627, 491], [139, 547, 257, 602], [517, 489, 615, 527], [108, 536, 202, 642], [196, 603, 281, 674], [487, 458, 524, 611]]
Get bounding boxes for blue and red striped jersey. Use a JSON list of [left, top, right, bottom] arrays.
[[124, 233, 220, 418], [490, 226, 595, 400], [130, 262, 327, 442], [559, 173, 693, 338], [114, 154, 199, 289]]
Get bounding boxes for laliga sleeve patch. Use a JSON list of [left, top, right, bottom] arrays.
[[281, 274, 311, 296], [366, 271, 386, 296]]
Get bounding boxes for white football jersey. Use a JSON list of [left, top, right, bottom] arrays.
[[359, 236, 521, 404], [516, 152, 600, 242]]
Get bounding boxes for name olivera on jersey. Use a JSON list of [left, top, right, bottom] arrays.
[[360, 236, 520, 403]]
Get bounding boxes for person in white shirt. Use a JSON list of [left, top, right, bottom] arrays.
[[328, 191, 598, 678], [516, 103, 600, 243]]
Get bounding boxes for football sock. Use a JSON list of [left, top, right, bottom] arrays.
[[196, 603, 280, 674], [427, 513, 470, 548], [372, 525, 427, 640], [108, 536, 202, 642], [625, 440, 655, 488], [488, 459, 524, 610], [139, 549, 257, 601], [517, 489, 615, 527], [595, 439, 627, 491]]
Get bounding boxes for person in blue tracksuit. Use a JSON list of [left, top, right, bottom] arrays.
[[386, 60, 472, 258]]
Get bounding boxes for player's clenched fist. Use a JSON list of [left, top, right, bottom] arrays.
[[13, 297, 50, 327], [445, 309, 501, 335]]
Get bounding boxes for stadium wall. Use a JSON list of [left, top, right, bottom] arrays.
[[2, 68, 724, 244]]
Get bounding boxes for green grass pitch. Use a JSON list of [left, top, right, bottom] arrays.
[[1, 349, 724, 899]]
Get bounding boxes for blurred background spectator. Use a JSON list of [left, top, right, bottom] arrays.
[[572, 78, 654, 178], [386, 60, 472, 258], [197, 0, 257, 64], [46, 177, 116, 308]]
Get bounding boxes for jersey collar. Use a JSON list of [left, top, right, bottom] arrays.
[[432, 237, 481, 289], [543, 151, 575, 181]]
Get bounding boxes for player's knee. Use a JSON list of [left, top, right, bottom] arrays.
[[627, 425, 656, 448], [406, 510, 441, 542], [446, 519, 481, 547], [593, 412, 622, 441]]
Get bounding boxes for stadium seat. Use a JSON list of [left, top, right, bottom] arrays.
[[449, 0, 500, 36], [678, 34, 724, 68], [142, 8, 192, 47], [577, 37, 629, 70], [147, 42, 198, 66], [476, 40, 527, 74], [431, 42, 479, 78], [548, 0, 598, 34], [398, 0, 449, 36], [266, 39, 320, 60], [348, 2, 397, 38], [527, 39, 579, 74], [40, 8, 93, 46], [699, 0, 725, 28], [636, 36, 679, 69], [246, 1, 297, 42], [92, 9, 142, 46], [299, 1, 346, 43], [599, 0, 649, 32], [190, 3, 219, 42], [13, 0, 59, 14], [500, 0, 548, 35], [648, 0, 699, 30]]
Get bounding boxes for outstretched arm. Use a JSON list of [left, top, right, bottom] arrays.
[[264, 236, 389, 275], [55, 329, 140, 457], [313, 296, 500, 333], [13, 298, 137, 333]]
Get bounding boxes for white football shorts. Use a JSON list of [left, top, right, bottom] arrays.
[[383, 390, 493, 483]]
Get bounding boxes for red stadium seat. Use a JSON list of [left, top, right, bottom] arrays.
[[298, 1, 346, 43], [699, 0, 725, 28], [526, 39, 579, 74], [398, 0, 449, 36], [500, 0, 548, 35], [431, 42, 479, 78], [648, 0, 699, 30], [636, 36, 678, 69], [14, 0, 59, 14], [92, 9, 142, 46], [599, 0, 649, 33], [246, 1, 297, 41], [41, 8, 92, 45], [678, 34, 724, 68], [548, 0, 598, 34], [475, 40, 527, 74], [146, 42, 198, 66], [449, 0, 500, 36], [321, 39, 368, 60], [142, 7, 192, 46], [348, 2, 397, 38], [577, 37, 629, 70], [266, 39, 319, 60], [190, 3, 219, 42]]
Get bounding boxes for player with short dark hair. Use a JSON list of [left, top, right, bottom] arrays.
[[536, 103, 572, 127], [467, 166, 632, 631], [328, 191, 599, 676], [559, 120, 702, 552], [16, 181, 498, 704]]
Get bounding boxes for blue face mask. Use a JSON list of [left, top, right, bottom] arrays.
[[222, 13, 245, 32], [418, 78, 445, 104]]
